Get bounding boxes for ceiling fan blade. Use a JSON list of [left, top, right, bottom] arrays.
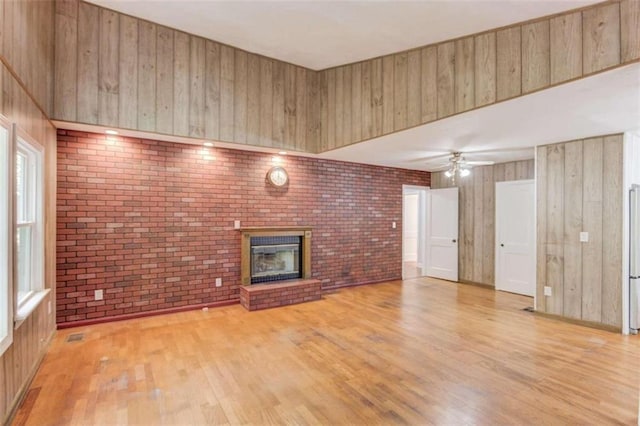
[[464, 160, 495, 166]]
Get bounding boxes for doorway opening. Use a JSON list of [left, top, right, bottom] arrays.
[[402, 186, 428, 279]]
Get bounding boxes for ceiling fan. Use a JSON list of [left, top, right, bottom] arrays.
[[424, 151, 494, 172]]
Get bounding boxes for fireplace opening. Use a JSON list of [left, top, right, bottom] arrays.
[[250, 236, 302, 284]]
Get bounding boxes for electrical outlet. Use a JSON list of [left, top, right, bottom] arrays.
[[215, 278, 222, 287], [234, 220, 241, 229], [579, 231, 589, 242], [392, 221, 396, 229], [544, 286, 552, 297], [94, 289, 104, 301]]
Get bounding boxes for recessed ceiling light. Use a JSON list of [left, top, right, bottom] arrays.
[[203, 142, 214, 147], [105, 130, 118, 135], [278, 151, 287, 155]]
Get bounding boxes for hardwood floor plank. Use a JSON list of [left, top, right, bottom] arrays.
[[15, 279, 639, 425]]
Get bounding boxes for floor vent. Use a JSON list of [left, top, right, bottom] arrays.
[[522, 306, 534, 312], [67, 333, 84, 342]]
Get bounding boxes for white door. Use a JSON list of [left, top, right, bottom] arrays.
[[426, 187, 459, 281], [403, 193, 419, 261], [495, 180, 535, 296]]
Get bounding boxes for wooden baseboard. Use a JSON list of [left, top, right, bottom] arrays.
[[56, 299, 240, 329], [4, 330, 55, 426], [533, 310, 621, 333]]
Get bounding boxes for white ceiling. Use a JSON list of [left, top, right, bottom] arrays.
[[89, 0, 599, 70]]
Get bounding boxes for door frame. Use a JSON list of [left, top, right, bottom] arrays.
[[402, 185, 429, 279], [495, 179, 536, 297]]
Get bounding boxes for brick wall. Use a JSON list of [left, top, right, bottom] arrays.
[[56, 130, 430, 325]]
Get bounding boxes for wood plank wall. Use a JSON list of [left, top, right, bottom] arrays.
[[0, 64, 57, 426], [318, 0, 640, 151], [431, 160, 535, 286], [0, 1, 57, 422], [0, 0, 55, 116], [536, 135, 623, 328], [53, 0, 320, 152], [53, 1, 639, 154]]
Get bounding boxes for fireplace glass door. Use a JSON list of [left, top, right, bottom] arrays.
[[250, 236, 302, 284]]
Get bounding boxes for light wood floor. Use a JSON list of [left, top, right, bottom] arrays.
[[14, 278, 640, 425]]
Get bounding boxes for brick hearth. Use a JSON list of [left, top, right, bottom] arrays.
[[239, 279, 322, 311]]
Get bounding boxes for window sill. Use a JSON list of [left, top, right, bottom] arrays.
[[15, 288, 50, 328]]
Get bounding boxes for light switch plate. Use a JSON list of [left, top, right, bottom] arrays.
[[544, 286, 552, 297], [234, 220, 241, 229], [215, 278, 222, 287], [94, 289, 104, 301], [580, 231, 589, 242]]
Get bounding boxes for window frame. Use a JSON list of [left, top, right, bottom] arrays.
[[0, 117, 13, 355], [13, 127, 47, 323]]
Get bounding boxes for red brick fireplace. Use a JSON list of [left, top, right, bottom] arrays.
[[239, 227, 321, 310]]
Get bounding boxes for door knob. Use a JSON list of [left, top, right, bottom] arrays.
[[452, 239, 457, 243], [500, 243, 504, 247]]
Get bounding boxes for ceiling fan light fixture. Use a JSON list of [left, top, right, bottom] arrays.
[[460, 168, 471, 177], [444, 170, 453, 178]]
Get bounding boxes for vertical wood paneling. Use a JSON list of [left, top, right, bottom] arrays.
[[562, 141, 583, 319], [393, 52, 408, 131], [98, 9, 119, 126], [220, 45, 235, 141], [496, 27, 521, 101], [361, 61, 372, 140], [118, 15, 137, 130], [455, 37, 474, 113], [306, 70, 319, 152], [538, 135, 625, 327], [333, 67, 342, 148], [341, 66, 352, 144], [621, 0, 640, 62], [351, 63, 362, 143], [420, 46, 437, 123], [246, 53, 261, 146], [155, 27, 173, 135], [582, 3, 621, 74], [76, 2, 99, 124], [550, 12, 582, 84], [203, 40, 219, 140], [296, 67, 308, 150], [472, 168, 484, 283], [188, 37, 205, 138], [522, 20, 550, 93], [54, 0, 78, 121], [319, 70, 328, 152], [581, 137, 603, 322], [481, 165, 495, 285], [382, 55, 394, 134], [406, 50, 421, 128], [259, 58, 274, 147], [436, 42, 455, 119], [271, 61, 285, 146], [474, 32, 496, 108], [601, 135, 623, 327], [283, 64, 296, 148], [546, 144, 564, 315], [371, 58, 383, 137], [536, 146, 548, 311], [137, 21, 156, 131], [234, 50, 248, 143]]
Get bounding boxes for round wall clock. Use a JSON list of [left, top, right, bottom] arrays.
[[266, 166, 289, 187]]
